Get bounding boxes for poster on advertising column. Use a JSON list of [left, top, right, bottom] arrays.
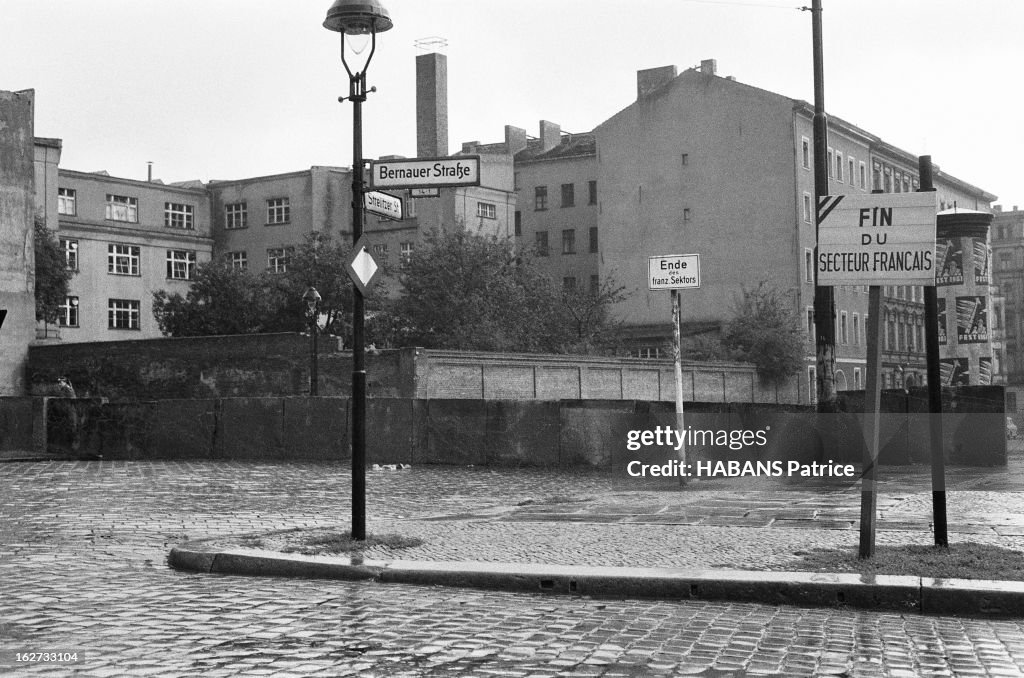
[[939, 358, 970, 386], [936, 238, 963, 286], [973, 238, 990, 285], [956, 295, 989, 344], [937, 298, 947, 345]]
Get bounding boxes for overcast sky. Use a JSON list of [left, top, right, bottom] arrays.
[[4, 1, 1022, 207]]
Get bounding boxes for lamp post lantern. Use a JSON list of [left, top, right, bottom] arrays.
[[324, 0, 392, 541], [303, 286, 322, 396]]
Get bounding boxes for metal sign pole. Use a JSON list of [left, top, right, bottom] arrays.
[[858, 285, 883, 558], [672, 289, 687, 485]]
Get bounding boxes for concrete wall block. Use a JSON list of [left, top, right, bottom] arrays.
[[485, 400, 560, 466], [94, 401, 155, 459], [693, 371, 725, 402], [0, 397, 35, 450], [724, 372, 754, 403], [282, 397, 349, 461], [423, 400, 487, 465], [366, 398, 414, 465], [216, 398, 284, 459], [560, 401, 636, 468], [428, 365, 483, 399], [622, 370, 660, 401], [149, 399, 217, 459]]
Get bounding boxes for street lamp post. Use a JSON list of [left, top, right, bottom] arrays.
[[324, 0, 392, 541], [303, 287, 322, 396]]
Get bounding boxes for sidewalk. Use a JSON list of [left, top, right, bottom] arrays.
[[169, 445, 1024, 617]]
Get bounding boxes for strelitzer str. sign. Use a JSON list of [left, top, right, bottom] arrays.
[[816, 192, 937, 286], [369, 156, 480, 190], [648, 254, 701, 290]]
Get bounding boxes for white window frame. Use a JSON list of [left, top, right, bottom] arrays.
[[808, 366, 817, 404], [854, 367, 862, 390], [803, 193, 812, 223], [107, 243, 140, 276], [108, 299, 140, 330], [476, 201, 497, 219], [267, 198, 290, 225], [164, 202, 195, 230], [853, 313, 860, 345], [835, 151, 844, 183], [105, 194, 138, 223], [841, 310, 848, 344], [848, 156, 856, 188], [58, 188, 76, 216], [805, 248, 814, 283], [61, 238, 79, 271], [225, 202, 248, 229], [59, 296, 79, 327], [228, 251, 247, 270], [827, 148, 834, 178], [801, 136, 811, 170], [166, 249, 196, 280], [400, 242, 414, 262], [267, 247, 292, 272], [859, 161, 867, 189]]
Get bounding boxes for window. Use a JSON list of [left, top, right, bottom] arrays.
[[1009, 392, 1018, 413], [563, 276, 577, 291], [806, 307, 815, 341], [476, 201, 496, 219], [683, 208, 692, 221], [681, 153, 689, 166], [105, 194, 138, 223], [803, 193, 812, 223], [164, 202, 195, 230], [108, 301, 140, 331], [267, 198, 290, 224], [835, 152, 843, 182], [854, 368, 862, 390], [561, 183, 575, 208], [227, 251, 247, 270], [589, 226, 599, 254], [61, 238, 78, 271], [400, 242, 414, 262], [58, 188, 76, 216], [372, 243, 388, 263], [827, 148, 833, 178], [225, 202, 248, 229], [801, 137, 810, 169], [166, 249, 196, 280], [808, 366, 817, 403], [841, 311, 848, 344], [590, 275, 600, 295], [267, 247, 292, 273], [514, 211, 522, 236], [1000, 252, 1013, 270], [535, 231, 549, 256], [562, 229, 576, 255], [848, 157, 855, 187], [588, 180, 597, 205], [58, 296, 79, 328], [534, 186, 548, 211], [805, 248, 814, 283], [859, 161, 867, 189], [108, 299, 140, 330], [853, 313, 860, 345], [107, 244, 140, 276], [513, 172, 520, 191]]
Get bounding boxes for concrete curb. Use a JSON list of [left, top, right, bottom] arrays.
[[167, 543, 1024, 617]]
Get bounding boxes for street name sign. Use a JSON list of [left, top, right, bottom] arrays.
[[345, 236, 378, 296], [364, 191, 403, 221], [370, 155, 480, 190], [648, 254, 701, 290], [817, 192, 938, 286]]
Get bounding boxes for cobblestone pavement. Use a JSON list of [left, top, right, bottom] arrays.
[[3, 460, 1024, 676]]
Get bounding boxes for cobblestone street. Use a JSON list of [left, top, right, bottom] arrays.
[[3, 461, 1024, 676]]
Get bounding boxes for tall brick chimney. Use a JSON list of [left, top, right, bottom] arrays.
[[539, 120, 561, 152], [636, 65, 677, 99], [505, 125, 528, 156], [700, 59, 717, 76], [416, 52, 448, 157]]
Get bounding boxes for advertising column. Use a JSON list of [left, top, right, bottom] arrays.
[[935, 209, 995, 385]]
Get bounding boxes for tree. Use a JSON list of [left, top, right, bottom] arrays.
[[721, 282, 804, 384], [34, 218, 72, 324], [387, 229, 566, 352], [152, 261, 270, 336], [558, 276, 630, 353]]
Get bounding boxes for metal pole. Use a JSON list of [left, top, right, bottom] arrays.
[[809, 0, 837, 411], [859, 285, 883, 558], [351, 69, 367, 541], [919, 155, 948, 547], [672, 290, 687, 485], [310, 308, 319, 396]]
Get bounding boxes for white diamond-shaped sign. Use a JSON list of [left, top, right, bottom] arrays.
[[345, 236, 378, 295]]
